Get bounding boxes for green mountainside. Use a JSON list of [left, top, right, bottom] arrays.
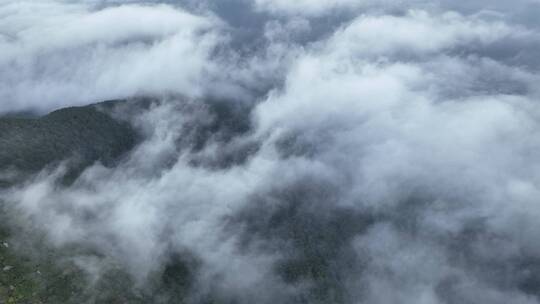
[[0, 101, 136, 187], [0, 101, 146, 303]]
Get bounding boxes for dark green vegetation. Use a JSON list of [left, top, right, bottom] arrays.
[[0, 101, 136, 187], [0, 216, 197, 304], [0, 222, 88, 304], [0, 98, 351, 303], [0, 100, 203, 304], [0, 101, 142, 303]]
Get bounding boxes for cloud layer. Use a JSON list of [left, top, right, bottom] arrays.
[[3, 0, 540, 303], [0, 1, 222, 113]]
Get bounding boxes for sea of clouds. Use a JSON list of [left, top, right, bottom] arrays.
[[2, 0, 540, 303]]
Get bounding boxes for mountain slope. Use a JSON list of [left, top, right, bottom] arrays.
[[0, 101, 137, 186]]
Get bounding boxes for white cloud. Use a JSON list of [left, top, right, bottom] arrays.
[[249, 10, 540, 299], [253, 0, 362, 16], [327, 10, 515, 56], [3, 1, 540, 303], [0, 1, 222, 113]]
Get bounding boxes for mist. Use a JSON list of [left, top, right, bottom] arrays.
[[2, 0, 540, 303]]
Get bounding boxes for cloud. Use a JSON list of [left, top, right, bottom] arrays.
[[246, 8, 540, 302], [0, 1, 222, 114], [252, 0, 362, 16], [3, 1, 540, 303]]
